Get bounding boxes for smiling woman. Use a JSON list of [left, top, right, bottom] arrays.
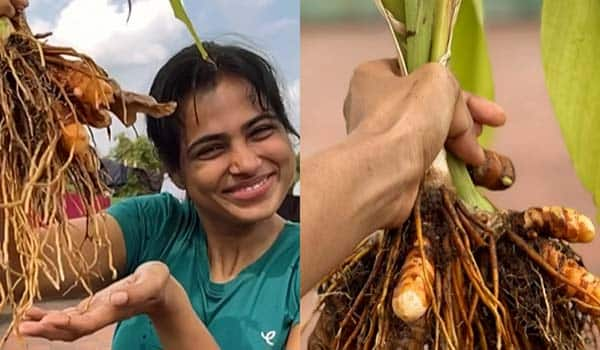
[[17, 43, 300, 350], [150, 45, 297, 226]]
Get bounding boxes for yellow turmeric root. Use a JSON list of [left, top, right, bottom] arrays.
[[468, 149, 515, 190], [524, 206, 595, 243], [47, 52, 175, 128], [60, 122, 89, 157], [392, 237, 434, 323], [540, 241, 600, 315]]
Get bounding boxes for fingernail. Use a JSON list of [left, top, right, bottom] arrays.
[[110, 291, 128, 306]]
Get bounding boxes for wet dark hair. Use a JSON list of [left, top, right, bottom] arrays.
[[146, 42, 298, 172]]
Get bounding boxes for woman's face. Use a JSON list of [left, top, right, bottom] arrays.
[[175, 74, 295, 225]]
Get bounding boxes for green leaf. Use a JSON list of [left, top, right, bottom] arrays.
[[541, 0, 600, 221], [450, 0, 494, 147], [382, 0, 405, 23], [169, 0, 211, 62]]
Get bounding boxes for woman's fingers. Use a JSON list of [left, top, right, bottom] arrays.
[[473, 123, 483, 137], [0, 0, 16, 17], [23, 306, 48, 321], [446, 93, 485, 165], [11, 0, 29, 11], [19, 311, 77, 341], [464, 92, 506, 127], [19, 262, 173, 342], [446, 92, 507, 166]]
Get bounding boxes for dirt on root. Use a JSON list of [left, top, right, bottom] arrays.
[[308, 184, 598, 350]]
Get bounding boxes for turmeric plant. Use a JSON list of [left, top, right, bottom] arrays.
[[309, 1, 600, 349]]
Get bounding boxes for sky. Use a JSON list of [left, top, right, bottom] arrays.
[[27, 0, 300, 155]]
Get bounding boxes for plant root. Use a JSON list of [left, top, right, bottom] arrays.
[[0, 14, 174, 339], [309, 184, 600, 349]]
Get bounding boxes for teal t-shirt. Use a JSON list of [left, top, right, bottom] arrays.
[[106, 193, 299, 350]]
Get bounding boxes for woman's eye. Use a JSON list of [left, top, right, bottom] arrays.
[[249, 124, 275, 141], [195, 144, 225, 160]]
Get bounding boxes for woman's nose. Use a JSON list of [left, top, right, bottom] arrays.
[[229, 143, 262, 175]]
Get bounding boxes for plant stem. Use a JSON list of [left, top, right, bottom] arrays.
[[429, 1, 495, 212], [447, 154, 495, 211], [431, 0, 452, 61], [381, 0, 495, 212], [404, 0, 435, 72]]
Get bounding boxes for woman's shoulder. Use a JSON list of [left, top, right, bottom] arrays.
[[106, 192, 200, 245], [278, 221, 299, 255], [283, 221, 299, 235], [108, 193, 192, 219], [110, 192, 182, 207]]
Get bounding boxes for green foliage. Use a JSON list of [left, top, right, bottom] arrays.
[[109, 134, 162, 170], [108, 133, 162, 197], [169, 0, 211, 62], [450, 0, 494, 147], [450, 0, 493, 99], [541, 0, 600, 221], [382, 0, 405, 23]]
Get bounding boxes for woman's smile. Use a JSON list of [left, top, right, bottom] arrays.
[[176, 73, 295, 225], [222, 172, 277, 202]]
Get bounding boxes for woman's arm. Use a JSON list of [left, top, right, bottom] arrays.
[[18, 261, 219, 350], [1, 213, 128, 299], [285, 324, 300, 350], [148, 272, 220, 349]]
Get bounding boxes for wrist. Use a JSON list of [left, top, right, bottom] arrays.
[[146, 276, 188, 322], [346, 128, 423, 229]]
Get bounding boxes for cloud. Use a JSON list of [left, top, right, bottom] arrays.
[[258, 17, 298, 37], [29, 17, 53, 33], [24, 0, 298, 156], [42, 0, 186, 67], [213, 0, 274, 9]]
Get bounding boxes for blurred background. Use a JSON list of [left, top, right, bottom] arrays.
[[300, 0, 599, 347]]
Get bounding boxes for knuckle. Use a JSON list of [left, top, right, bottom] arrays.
[[352, 59, 383, 80], [354, 60, 374, 75], [419, 63, 458, 89]]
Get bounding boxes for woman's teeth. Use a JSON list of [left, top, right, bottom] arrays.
[[238, 176, 268, 192]]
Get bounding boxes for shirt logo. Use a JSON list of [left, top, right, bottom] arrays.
[[261, 330, 276, 346]]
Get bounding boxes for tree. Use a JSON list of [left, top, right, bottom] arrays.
[[108, 133, 163, 197]]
